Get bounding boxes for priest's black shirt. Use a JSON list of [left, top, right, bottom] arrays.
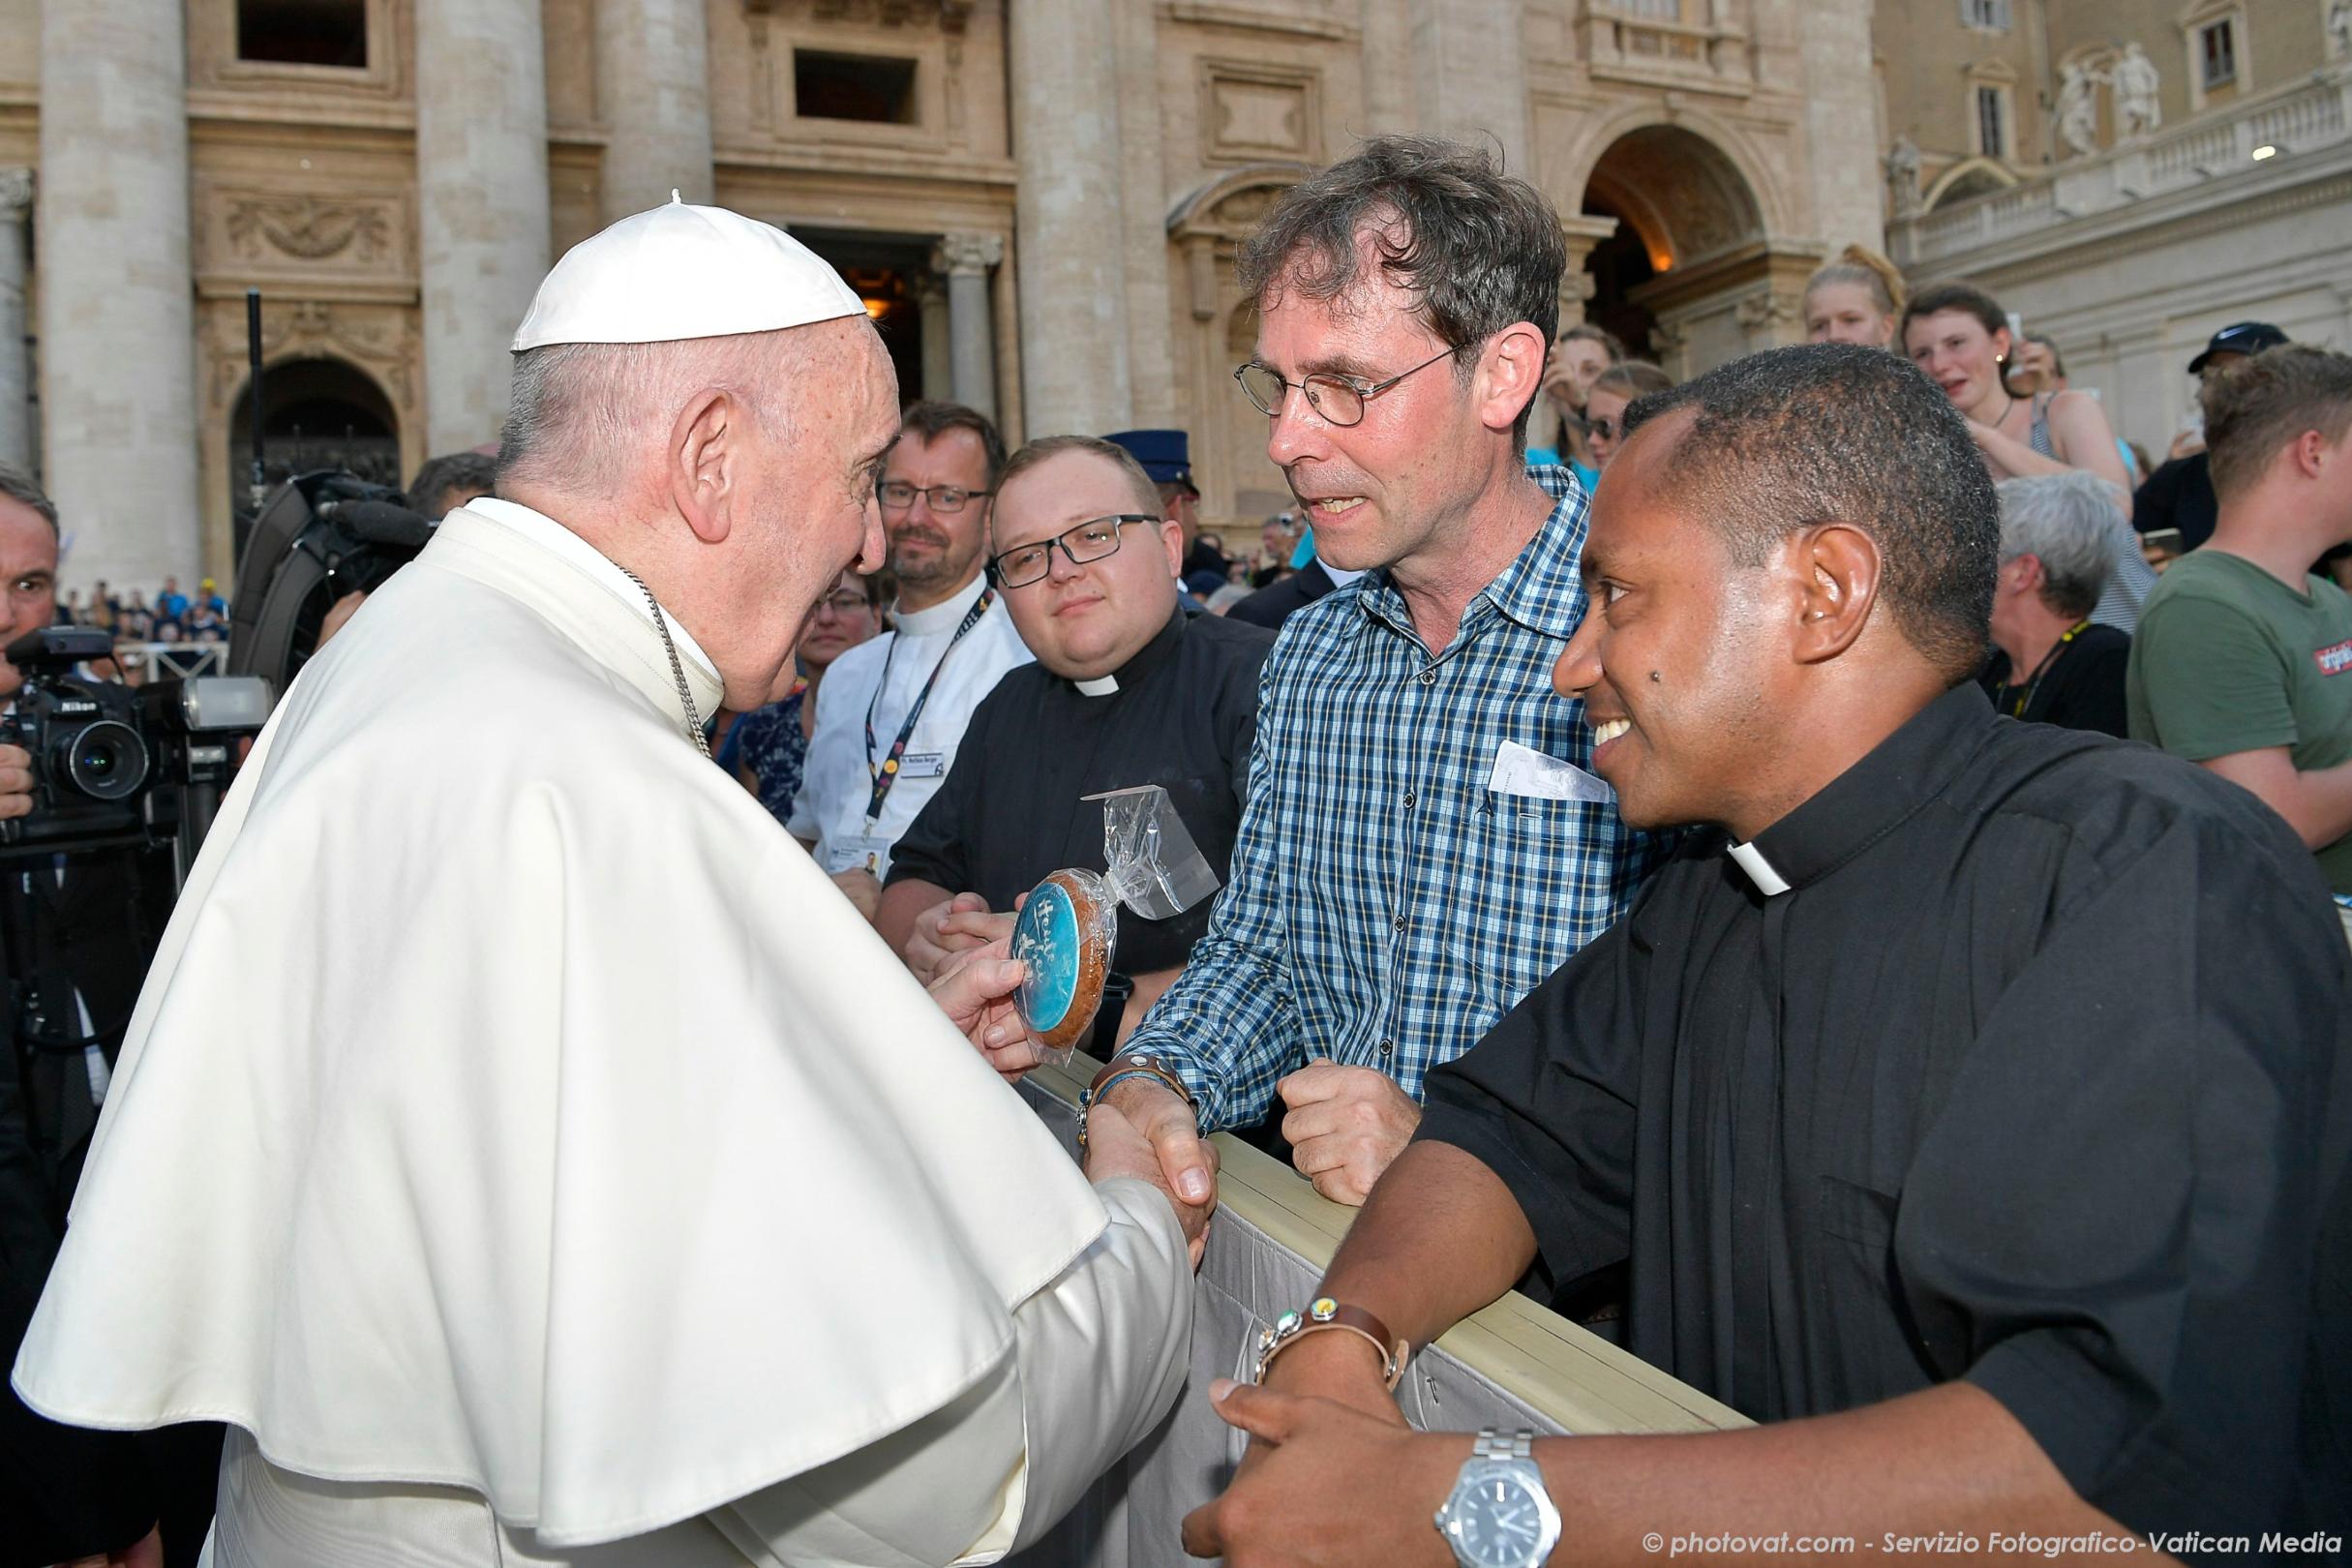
[[1418, 682, 2351, 1552], [888, 607, 1274, 976]]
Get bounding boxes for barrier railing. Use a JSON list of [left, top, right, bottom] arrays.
[[1011, 1054, 1746, 1567]]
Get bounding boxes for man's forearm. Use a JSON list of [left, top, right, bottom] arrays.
[[1520, 1382, 2150, 1566], [1301, 1140, 1537, 1363]]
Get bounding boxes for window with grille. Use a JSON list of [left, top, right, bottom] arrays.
[[1961, 0, 2012, 30], [1976, 85, 2007, 158], [237, 0, 368, 68], [2199, 20, 2237, 89], [1616, 0, 1686, 18]]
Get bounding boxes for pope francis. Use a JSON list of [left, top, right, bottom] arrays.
[[11, 200, 1202, 1565]]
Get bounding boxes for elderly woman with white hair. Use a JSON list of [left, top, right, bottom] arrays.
[[1981, 470, 2141, 735]]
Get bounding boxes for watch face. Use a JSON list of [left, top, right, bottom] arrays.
[[1453, 1476, 1549, 1568]]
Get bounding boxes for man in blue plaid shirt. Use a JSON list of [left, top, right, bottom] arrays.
[[1093, 136, 1670, 1208]]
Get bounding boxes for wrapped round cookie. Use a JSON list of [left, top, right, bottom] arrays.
[[1009, 867, 1119, 1066]]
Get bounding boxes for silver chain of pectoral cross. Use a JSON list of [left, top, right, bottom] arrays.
[[617, 565, 712, 760]]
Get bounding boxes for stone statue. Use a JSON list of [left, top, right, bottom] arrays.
[[2331, 0, 2352, 61], [2056, 61, 2104, 158], [2112, 44, 2161, 137], [1885, 136, 1922, 220]]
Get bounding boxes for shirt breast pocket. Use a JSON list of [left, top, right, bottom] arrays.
[[1462, 791, 1609, 998]]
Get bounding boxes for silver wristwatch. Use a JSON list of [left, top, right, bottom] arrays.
[[1432, 1429, 1561, 1568]]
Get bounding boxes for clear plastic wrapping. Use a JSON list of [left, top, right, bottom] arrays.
[[1010, 787, 1223, 1063]]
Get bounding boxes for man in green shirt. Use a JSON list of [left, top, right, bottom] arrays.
[[2128, 345, 2352, 924]]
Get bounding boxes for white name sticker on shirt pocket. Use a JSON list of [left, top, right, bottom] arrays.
[[895, 752, 948, 779], [1487, 739, 1613, 803]]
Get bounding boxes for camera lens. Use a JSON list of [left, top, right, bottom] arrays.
[[58, 720, 149, 802]]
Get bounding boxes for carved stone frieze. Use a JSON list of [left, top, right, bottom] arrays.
[[802, 0, 971, 31], [201, 298, 422, 413], [226, 195, 395, 263], [1734, 291, 1800, 329]]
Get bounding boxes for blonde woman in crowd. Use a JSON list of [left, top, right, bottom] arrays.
[[1582, 360, 1675, 474], [1802, 244, 1906, 348]]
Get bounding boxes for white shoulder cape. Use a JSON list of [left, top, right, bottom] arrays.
[[12, 507, 1109, 1547]]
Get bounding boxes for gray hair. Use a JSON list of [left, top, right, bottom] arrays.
[[0, 463, 58, 539], [1996, 471, 2129, 619], [498, 332, 799, 496]]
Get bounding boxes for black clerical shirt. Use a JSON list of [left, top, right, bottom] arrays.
[[888, 607, 1273, 976], [1418, 682, 2350, 1552]]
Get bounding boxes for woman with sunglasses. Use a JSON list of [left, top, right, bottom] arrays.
[[1581, 361, 1676, 475], [718, 567, 888, 826]]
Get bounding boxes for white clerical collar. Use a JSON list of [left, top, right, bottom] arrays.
[[1726, 839, 1792, 897], [890, 573, 987, 637], [1075, 675, 1119, 697], [463, 498, 720, 680]]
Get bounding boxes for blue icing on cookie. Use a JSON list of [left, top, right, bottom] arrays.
[[1013, 881, 1082, 1033]]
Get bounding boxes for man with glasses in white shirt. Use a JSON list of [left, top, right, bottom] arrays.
[[788, 401, 1033, 919]]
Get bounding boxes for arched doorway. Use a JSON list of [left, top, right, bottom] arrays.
[[1571, 122, 1811, 377], [226, 355, 401, 513]]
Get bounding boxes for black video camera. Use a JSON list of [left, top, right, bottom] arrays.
[[0, 626, 273, 859]]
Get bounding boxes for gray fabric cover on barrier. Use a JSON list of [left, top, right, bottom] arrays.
[[1010, 1080, 1572, 1567]]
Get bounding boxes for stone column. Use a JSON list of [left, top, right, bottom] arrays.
[[916, 274, 950, 404], [933, 234, 1003, 421], [1009, 0, 1131, 434], [594, 0, 713, 220], [1794, 0, 1885, 252], [415, 0, 552, 454], [38, 0, 201, 584], [0, 168, 32, 474], [1407, 0, 1527, 174]]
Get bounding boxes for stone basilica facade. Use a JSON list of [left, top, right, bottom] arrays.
[[7, 0, 1879, 586]]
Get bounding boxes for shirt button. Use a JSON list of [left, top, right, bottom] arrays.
[[1378, 1040, 1395, 1057], [1417, 667, 1438, 685], [1392, 916, 1407, 934], [1402, 790, 1416, 809]]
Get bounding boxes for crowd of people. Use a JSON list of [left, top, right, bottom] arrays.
[[3, 133, 2347, 1568]]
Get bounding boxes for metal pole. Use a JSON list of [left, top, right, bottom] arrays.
[[245, 289, 267, 515]]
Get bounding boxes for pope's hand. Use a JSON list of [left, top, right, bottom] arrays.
[[1098, 1073, 1219, 1218], [1181, 1380, 1459, 1566], [927, 943, 1054, 1081], [903, 891, 1013, 986], [1278, 1059, 1421, 1206], [0, 742, 33, 821], [1084, 1097, 1213, 1270], [830, 867, 884, 922]]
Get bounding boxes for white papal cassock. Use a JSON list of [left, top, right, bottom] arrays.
[[11, 498, 1193, 1565]]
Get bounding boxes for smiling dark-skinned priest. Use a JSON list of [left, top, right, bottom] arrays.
[[1181, 344, 2351, 1568]]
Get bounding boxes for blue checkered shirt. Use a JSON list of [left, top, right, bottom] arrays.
[[1126, 466, 1672, 1130]]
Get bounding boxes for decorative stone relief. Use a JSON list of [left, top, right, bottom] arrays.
[[226, 196, 395, 264], [0, 167, 32, 225], [1885, 136, 1922, 219], [804, 0, 970, 31], [202, 299, 422, 413], [1734, 291, 1800, 330], [1200, 63, 1320, 166], [932, 232, 1003, 276]]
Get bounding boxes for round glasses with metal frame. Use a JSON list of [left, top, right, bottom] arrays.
[[878, 480, 992, 513], [1232, 343, 1464, 428], [987, 514, 1161, 590]]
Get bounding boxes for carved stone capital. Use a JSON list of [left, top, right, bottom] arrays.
[[932, 231, 1004, 276], [0, 168, 32, 226], [1734, 291, 1801, 330]]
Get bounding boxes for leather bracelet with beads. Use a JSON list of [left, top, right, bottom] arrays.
[[1253, 1296, 1408, 1390], [1077, 1054, 1196, 1150]]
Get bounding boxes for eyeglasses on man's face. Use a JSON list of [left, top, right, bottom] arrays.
[[1232, 343, 1464, 428], [878, 480, 991, 513], [987, 515, 1160, 590], [810, 589, 873, 618]]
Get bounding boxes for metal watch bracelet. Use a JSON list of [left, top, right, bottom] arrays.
[[1077, 1053, 1196, 1150]]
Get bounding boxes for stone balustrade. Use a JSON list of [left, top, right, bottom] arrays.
[[1892, 69, 2352, 270]]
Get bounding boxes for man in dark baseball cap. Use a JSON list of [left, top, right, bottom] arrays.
[[2186, 320, 2290, 376], [2138, 323, 2295, 558]]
